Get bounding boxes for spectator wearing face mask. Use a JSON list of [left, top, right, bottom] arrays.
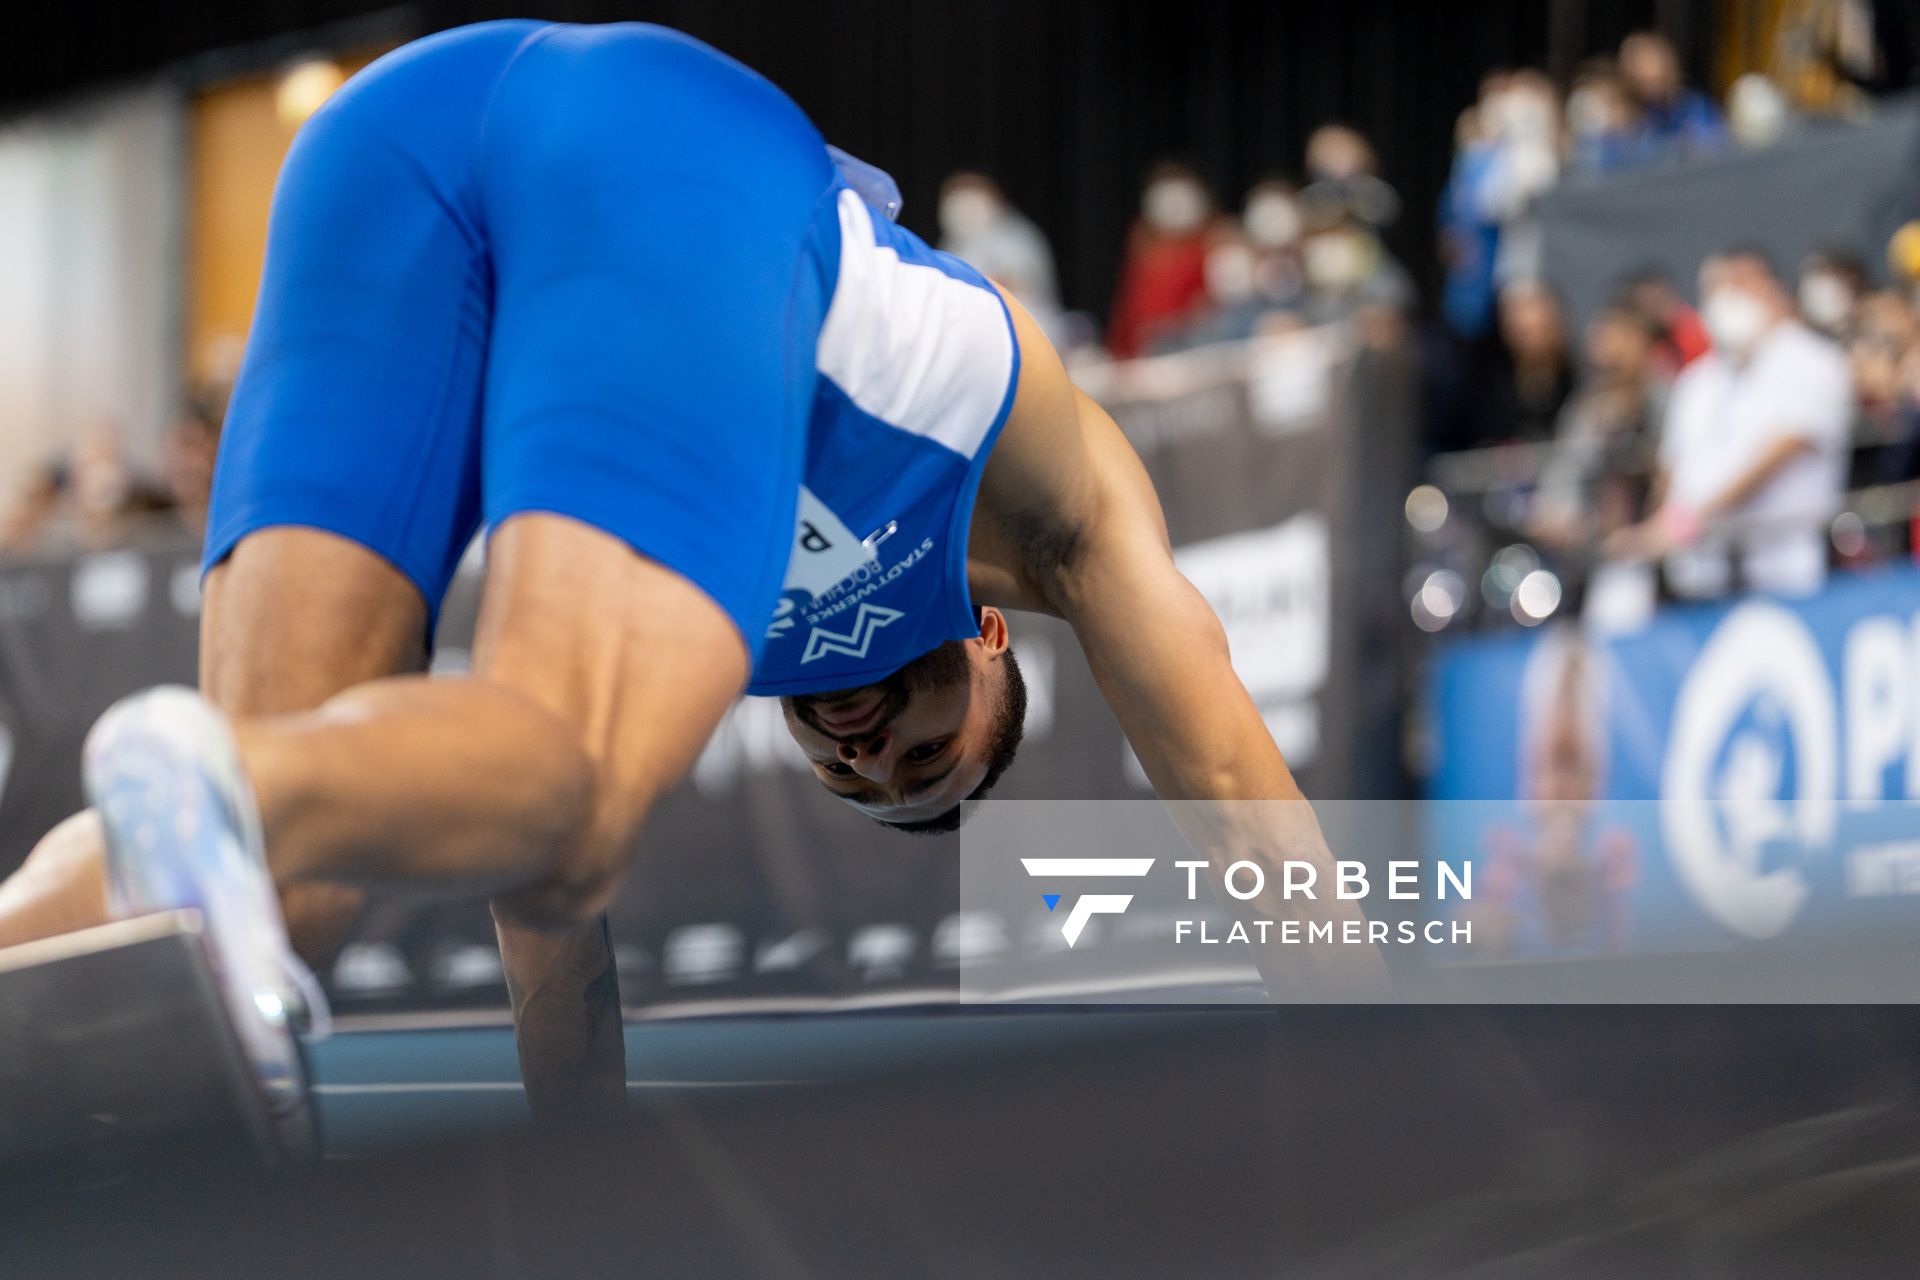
[[1617, 249, 1851, 598], [1153, 224, 1275, 354], [1299, 213, 1414, 332], [1108, 161, 1224, 358], [1241, 179, 1309, 304], [935, 171, 1063, 338], [1617, 32, 1729, 165], [1796, 248, 1869, 340], [1726, 73, 1793, 149], [1468, 279, 1576, 446], [1438, 72, 1561, 341]]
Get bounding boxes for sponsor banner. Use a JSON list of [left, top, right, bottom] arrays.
[[1428, 565, 1920, 964]]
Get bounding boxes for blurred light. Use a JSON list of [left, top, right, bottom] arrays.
[[1511, 569, 1563, 625], [1492, 543, 1540, 576], [1412, 569, 1466, 633], [1481, 563, 1521, 609], [1404, 484, 1448, 533], [1831, 511, 1868, 558], [277, 58, 345, 127], [1419, 569, 1466, 619]]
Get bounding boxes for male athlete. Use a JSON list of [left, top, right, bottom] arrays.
[[0, 21, 1380, 1123]]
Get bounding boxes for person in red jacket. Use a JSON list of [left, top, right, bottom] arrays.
[[1107, 162, 1226, 358]]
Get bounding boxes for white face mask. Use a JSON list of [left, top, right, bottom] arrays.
[[1303, 232, 1370, 291], [938, 188, 999, 242], [1242, 193, 1303, 249], [1728, 74, 1788, 148], [1204, 243, 1258, 303], [1702, 288, 1771, 358], [1565, 87, 1613, 139], [1797, 273, 1854, 332], [1143, 180, 1209, 235]]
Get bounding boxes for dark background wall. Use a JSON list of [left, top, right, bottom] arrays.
[[8, 0, 1716, 317]]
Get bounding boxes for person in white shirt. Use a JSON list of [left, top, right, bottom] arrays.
[[1612, 248, 1852, 598]]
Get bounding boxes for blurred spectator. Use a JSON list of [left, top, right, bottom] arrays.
[[1241, 178, 1309, 302], [1531, 300, 1666, 548], [1438, 72, 1560, 340], [1299, 214, 1413, 332], [1726, 73, 1793, 149], [1626, 269, 1713, 377], [1565, 60, 1644, 177], [1797, 248, 1870, 339], [67, 421, 141, 548], [1107, 162, 1224, 358], [1439, 95, 1502, 340], [1154, 223, 1295, 353], [160, 407, 221, 532], [935, 171, 1063, 337], [1299, 123, 1400, 229], [1467, 280, 1575, 445], [1847, 289, 1920, 486], [1618, 249, 1851, 598], [0, 463, 69, 556], [1617, 32, 1729, 164]]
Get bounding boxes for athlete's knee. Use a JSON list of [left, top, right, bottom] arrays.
[[493, 762, 654, 930]]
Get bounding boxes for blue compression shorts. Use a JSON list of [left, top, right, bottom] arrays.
[[205, 21, 837, 652]]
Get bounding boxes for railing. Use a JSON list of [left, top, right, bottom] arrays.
[[1405, 443, 1920, 634]]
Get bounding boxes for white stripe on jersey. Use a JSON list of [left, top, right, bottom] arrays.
[[815, 188, 1014, 460]]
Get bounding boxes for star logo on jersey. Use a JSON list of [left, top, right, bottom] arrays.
[[801, 603, 905, 664]]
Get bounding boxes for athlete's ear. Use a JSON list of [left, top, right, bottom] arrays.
[[975, 606, 1010, 657]]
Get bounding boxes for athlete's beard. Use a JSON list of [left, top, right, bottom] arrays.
[[785, 641, 971, 745]]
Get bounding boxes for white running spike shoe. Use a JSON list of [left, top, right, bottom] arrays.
[[83, 686, 329, 1129]]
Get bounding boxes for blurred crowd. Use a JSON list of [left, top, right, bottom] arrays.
[[937, 123, 1414, 365], [1414, 28, 1920, 628], [6, 25, 1919, 631], [0, 397, 220, 556]]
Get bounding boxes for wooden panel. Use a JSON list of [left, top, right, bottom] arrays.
[[186, 49, 387, 391]]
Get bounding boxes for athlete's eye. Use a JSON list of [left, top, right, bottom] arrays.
[[821, 760, 854, 776], [904, 740, 948, 765]]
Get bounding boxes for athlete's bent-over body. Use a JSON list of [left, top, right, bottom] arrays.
[[0, 22, 1381, 1122]]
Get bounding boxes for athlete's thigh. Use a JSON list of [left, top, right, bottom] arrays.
[[202, 526, 430, 959], [472, 514, 747, 894]]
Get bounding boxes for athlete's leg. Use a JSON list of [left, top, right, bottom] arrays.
[[199, 529, 430, 962], [0, 528, 427, 953], [220, 514, 745, 923]]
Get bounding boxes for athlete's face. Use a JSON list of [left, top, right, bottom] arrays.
[[781, 609, 1010, 825]]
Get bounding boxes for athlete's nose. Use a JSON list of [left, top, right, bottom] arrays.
[[838, 733, 894, 782]]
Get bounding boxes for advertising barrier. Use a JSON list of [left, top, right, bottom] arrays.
[[1428, 565, 1920, 974]]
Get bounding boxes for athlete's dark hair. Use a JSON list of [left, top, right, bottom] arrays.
[[880, 646, 1027, 836]]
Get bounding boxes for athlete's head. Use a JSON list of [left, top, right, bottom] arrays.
[[780, 607, 1026, 833]]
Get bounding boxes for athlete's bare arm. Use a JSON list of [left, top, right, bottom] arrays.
[[972, 289, 1388, 997]]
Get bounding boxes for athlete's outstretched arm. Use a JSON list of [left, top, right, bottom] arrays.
[[982, 291, 1388, 998]]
